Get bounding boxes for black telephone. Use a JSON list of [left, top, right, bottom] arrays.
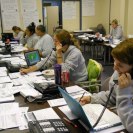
[[28, 119, 70, 133], [27, 112, 70, 133], [0, 61, 20, 72], [34, 82, 59, 95]]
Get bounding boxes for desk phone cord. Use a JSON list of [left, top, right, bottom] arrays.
[[92, 82, 117, 128]]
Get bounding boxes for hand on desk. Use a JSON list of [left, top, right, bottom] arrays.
[[20, 68, 29, 75], [20, 66, 37, 75], [79, 96, 91, 105]]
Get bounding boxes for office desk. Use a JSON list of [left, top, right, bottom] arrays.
[[1, 94, 84, 133]]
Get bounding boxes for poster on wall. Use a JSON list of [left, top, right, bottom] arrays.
[[0, 0, 20, 31], [20, 0, 39, 28], [2, 12, 20, 31], [62, 1, 76, 20], [82, 0, 95, 16]]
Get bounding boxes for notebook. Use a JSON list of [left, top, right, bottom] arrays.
[[24, 50, 41, 66], [59, 87, 122, 132]]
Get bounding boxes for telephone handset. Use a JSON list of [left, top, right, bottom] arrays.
[[113, 71, 133, 84]]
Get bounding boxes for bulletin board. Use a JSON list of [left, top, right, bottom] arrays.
[[0, 0, 43, 33]]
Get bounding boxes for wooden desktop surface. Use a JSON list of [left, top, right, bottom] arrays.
[[1, 94, 84, 133], [1, 94, 128, 133]]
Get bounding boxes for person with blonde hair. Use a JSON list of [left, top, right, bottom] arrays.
[[106, 19, 123, 40], [20, 29, 88, 82], [80, 38, 133, 133]]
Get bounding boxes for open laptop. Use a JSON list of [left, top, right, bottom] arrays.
[[59, 87, 122, 132], [24, 50, 41, 66]]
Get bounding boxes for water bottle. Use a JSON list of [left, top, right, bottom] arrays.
[[109, 36, 113, 44], [54, 64, 62, 85]]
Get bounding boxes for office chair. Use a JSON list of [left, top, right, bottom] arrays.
[[77, 59, 103, 93]]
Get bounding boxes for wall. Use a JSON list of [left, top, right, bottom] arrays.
[[62, 1, 80, 31], [82, 0, 110, 34], [126, 0, 133, 35]]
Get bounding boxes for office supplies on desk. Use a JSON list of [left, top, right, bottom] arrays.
[[24, 50, 41, 66], [79, 92, 86, 102], [59, 87, 122, 132], [34, 82, 59, 95], [63, 117, 78, 128]]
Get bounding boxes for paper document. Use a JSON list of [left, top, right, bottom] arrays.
[[19, 107, 29, 130], [66, 85, 84, 94], [20, 84, 42, 98], [48, 98, 67, 107], [59, 105, 78, 120], [32, 108, 60, 120], [0, 76, 11, 84], [0, 103, 21, 129]]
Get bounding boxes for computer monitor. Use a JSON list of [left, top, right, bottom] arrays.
[[24, 50, 41, 66], [1, 33, 14, 42]]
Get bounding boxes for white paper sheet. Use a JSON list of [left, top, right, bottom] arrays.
[[0, 103, 21, 129], [59, 105, 78, 120], [33, 108, 60, 120], [48, 98, 67, 107], [0, 76, 11, 84]]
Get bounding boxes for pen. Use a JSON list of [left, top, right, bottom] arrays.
[[79, 91, 86, 103], [24, 113, 29, 123], [63, 117, 78, 128]]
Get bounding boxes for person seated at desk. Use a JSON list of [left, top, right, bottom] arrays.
[[79, 38, 133, 133], [105, 19, 124, 40], [33, 25, 54, 58], [20, 29, 88, 82], [12, 26, 24, 42], [21, 22, 39, 49]]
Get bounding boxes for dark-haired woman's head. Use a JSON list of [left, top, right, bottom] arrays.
[[35, 25, 46, 36], [26, 22, 36, 36], [12, 26, 22, 34], [111, 38, 133, 75]]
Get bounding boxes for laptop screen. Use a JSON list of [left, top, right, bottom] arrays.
[[24, 50, 41, 66]]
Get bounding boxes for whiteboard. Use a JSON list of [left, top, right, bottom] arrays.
[[0, 0, 40, 32], [0, 0, 20, 31], [20, 0, 39, 28], [82, 0, 95, 16]]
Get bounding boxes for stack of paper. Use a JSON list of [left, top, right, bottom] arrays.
[[48, 85, 91, 107], [0, 103, 21, 129], [0, 67, 7, 77]]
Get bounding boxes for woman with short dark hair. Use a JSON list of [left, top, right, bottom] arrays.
[[21, 22, 39, 48], [79, 38, 133, 132], [33, 25, 54, 57]]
